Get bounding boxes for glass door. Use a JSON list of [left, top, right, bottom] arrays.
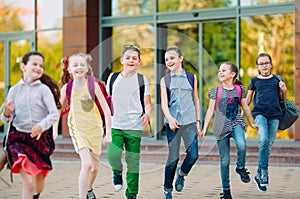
[[0, 32, 34, 134]]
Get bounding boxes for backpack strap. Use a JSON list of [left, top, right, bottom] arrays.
[[234, 84, 242, 103], [186, 72, 195, 90], [109, 72, 121, 95], [164, 73, 171, 103], [66, 80, 73, 105], [137, 73, 145, 114], [87, 76, 95, 100], [215, 85, 223, 110], [215, 84, 242, 109]]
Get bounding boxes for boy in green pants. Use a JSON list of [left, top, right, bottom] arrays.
[[106, 44, 152, 199]]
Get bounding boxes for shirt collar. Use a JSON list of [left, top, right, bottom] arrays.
[[20, 78, 42, 86], [170, 70, 187, 77]]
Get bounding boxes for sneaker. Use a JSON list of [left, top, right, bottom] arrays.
[[260, 174, 269, 186], [112, 173, 123, 191], [235, 167, 250, 183], [127, 196, 136, 199], [175, 167, 185, 192], [33, 193, 40, 199], [86, 189, 96, 199], [254, 176, 267, 192], [164, 191, 172, 199], [220, 189, 232, 199]]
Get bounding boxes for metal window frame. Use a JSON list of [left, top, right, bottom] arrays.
[[99, 1, 295, 139]]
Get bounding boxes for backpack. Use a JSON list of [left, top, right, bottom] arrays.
[[62, 76, 113, 132], [275, 75, 299, 130], [164, 71, 195, 105], [215, 84, 242, 109], [109, 72, 152, 133]]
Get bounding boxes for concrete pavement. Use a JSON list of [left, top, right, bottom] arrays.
[[0, 160, 299, 198]]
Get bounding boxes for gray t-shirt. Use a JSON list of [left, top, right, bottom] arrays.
[[208, 85, 246, 140], [107, 73, 150, 130]]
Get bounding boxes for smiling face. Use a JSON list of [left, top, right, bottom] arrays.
[[120, 49, 141, 72], [68, 55, 89, 78], [20, 55, 44, 83], [256, 56, 272, 77], [164, 50, 183, 72], [218, 63, 236, 82]]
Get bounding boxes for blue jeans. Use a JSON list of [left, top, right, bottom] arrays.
[[217, 125, 247, 190], [164, 123, 199, 190], [254, 115, 279, 177]]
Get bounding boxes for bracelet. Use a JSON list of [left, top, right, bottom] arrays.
[[196, 120, 201, 123]]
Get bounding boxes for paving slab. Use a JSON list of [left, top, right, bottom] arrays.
[[0, 160, 299, 198]]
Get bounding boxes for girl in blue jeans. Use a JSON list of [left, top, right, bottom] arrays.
[[200, 62, 258, 199], [160, 47, 201, 199], [246, 53, 286, 192]]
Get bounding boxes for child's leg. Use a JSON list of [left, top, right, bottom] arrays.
[[78, 148, 95, 199], [87, 152, 99, 189], [107, 129, 125, 173], [231, 125, 247, 168], [20, 168, 34, 199], [181, 123, 199, 175], [217, 136, 231, 191], [34, 172, 45, 196], [124, 130, 142, 197], [164, 124, 182, 190]]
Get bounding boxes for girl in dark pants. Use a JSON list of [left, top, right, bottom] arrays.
[[160, 47, 201, 199]]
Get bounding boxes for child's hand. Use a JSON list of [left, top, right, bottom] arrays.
[[168, 117, 179, 130], [31, 124, 43, 140], [4, 100, 14, 117], [103, 135, 112, 145], [198, 131, 206, 139], [141, 113, 150, 128], [250, 123, 259, 131]]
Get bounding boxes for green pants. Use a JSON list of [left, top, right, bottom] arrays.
[[107, 128, 142, 197]]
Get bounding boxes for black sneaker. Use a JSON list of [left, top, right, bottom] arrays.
[[260, 174, 269, 186], [254, 176, 267, 192], [127, 196, 136, 199], [164, 191, 172, 199], [220, 189, 232, 199], [86, 189, 96, 199], [235, 167, 250, 183], [33, 193, 40, 199], [112, 173, 123, 191], [175, 167, 185, 192]]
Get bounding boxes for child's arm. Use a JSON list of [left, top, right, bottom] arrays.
[[160, 78, 179, 130], [95, 82, 112, 145], [141, 94, 152, 128], [52, 84, 67, 140], [278, 80, 287, 100], [199, 98, 215, 139], [193, 75, 201, 134], [240, 98, 258, 130]]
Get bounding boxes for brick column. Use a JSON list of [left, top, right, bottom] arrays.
[[61, 0, 99, 137], [295, 0, 300, 140]]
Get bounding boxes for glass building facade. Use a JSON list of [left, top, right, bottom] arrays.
[[1, 0, 299, 141]]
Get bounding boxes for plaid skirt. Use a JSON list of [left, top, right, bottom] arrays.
[[5, 125, 55, 177]]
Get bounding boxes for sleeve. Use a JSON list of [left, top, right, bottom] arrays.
[[248, 77, 256, 91], [143, 75, 151, 96], [106, 73, 113, 93], [240, 84, 247, 98], [1, 87, 15, 123], [38, 86, 59, 131], [208, 87, 217, 100]]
